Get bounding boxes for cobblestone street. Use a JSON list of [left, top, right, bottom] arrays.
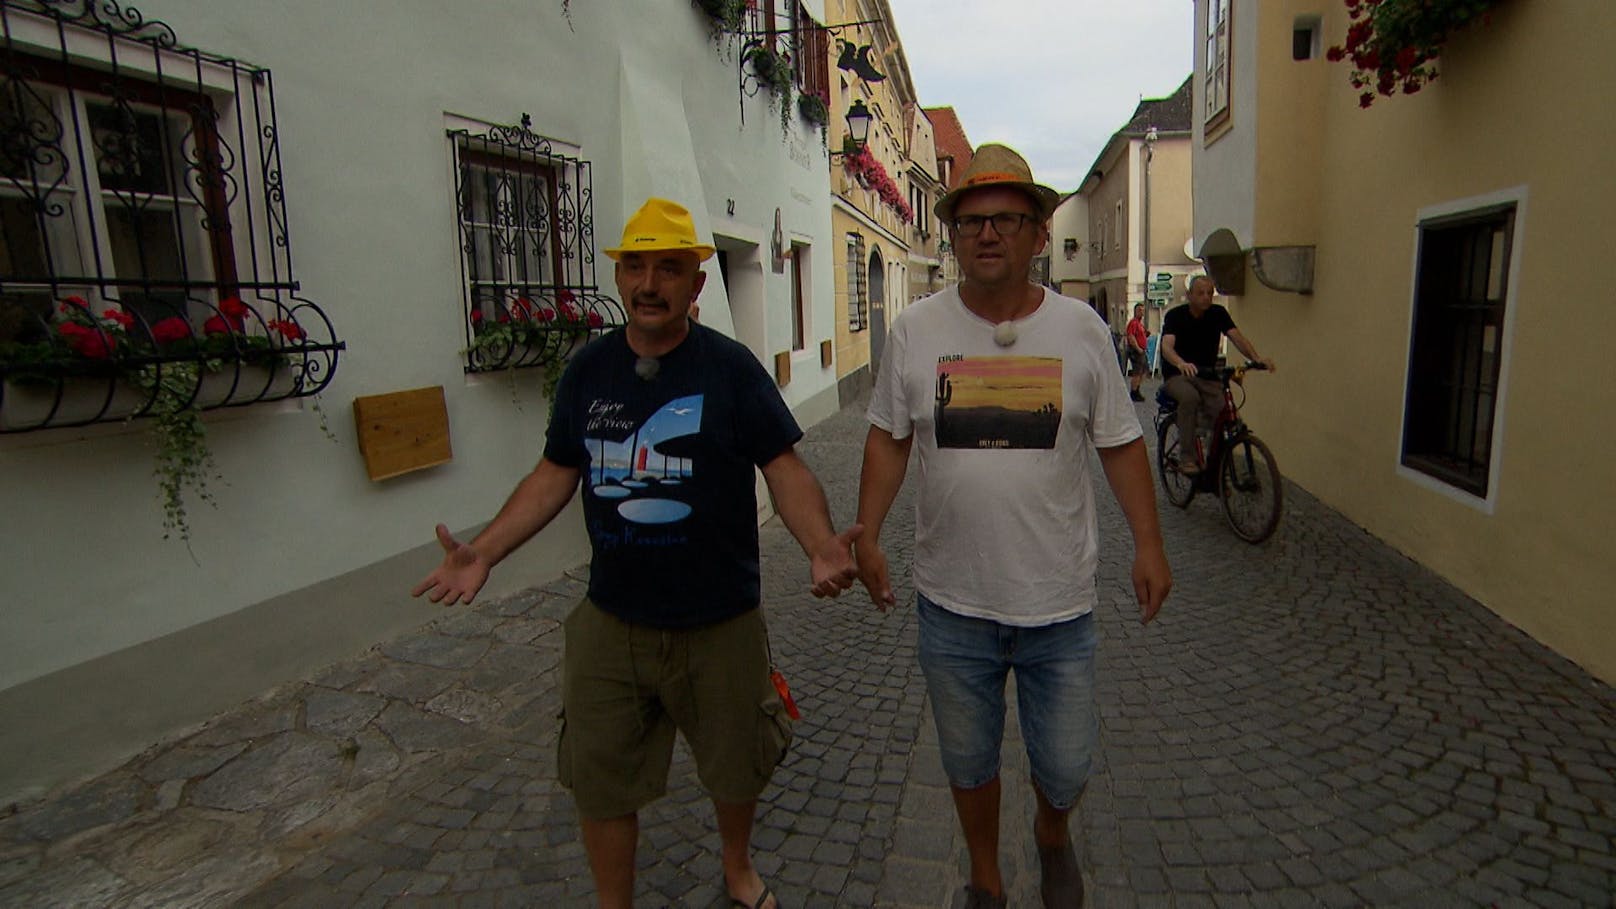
[[1, 385, 1612, 907]]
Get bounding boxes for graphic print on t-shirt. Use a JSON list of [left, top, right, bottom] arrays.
[[934, 355, 1061, 449], [583, 393, 703, 526]]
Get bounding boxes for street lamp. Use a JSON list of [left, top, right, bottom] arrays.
[[829, 99, 874, 158]]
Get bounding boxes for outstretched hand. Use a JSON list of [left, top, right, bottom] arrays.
[[410, 523, 491, 606], [809, 524, 864, 598]]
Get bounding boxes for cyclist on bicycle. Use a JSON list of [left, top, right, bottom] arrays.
[[1159, 275, 1276, 474]]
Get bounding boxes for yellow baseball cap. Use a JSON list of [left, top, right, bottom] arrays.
[[604, 197, 716, 261]]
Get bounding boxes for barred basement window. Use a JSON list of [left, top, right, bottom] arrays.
[[449, 114, 623, 375], [1401, 203, 1515, 498], [0, 0, 344, 433]]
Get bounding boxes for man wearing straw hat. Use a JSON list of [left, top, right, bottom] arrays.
[[854, 145, 1172, 908], [415, 197, 861, 909]]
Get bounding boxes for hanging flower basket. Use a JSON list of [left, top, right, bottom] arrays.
[[1326, 0, 1502, 108], [797, 91, 828, 126]]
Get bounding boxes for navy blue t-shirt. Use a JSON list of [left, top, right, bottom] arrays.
[[1160, 303, 1236, 379], [543, 324, 802, 629]]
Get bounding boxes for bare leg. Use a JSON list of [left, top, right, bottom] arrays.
[[952, 776, 1005, 898], [714, 798, 776, 908], [1032, 785, 1071, 849], [580, 812, 637, 909]]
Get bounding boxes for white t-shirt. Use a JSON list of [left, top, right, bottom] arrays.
[[867, 285, 1142, 626]]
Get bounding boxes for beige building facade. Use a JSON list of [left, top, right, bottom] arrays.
[[1192, 0, 1616, 683], [1078, 78, 1200, 342]]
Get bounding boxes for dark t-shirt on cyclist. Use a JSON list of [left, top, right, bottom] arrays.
[[1160, 303, 1236, 380]]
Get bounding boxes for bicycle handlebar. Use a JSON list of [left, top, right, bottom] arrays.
[[1201, 362, 1270, 383]]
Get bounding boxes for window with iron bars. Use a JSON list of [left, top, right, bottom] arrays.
[[846, 232, 866, 332], [449, 115, 623, 375], [1401, 203, 1515, 498], [0, 0, 344, 433]]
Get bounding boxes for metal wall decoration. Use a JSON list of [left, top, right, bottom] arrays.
[[448, 114, 623, 374], [0, 0, 346, 432], [834, 38, 886, 82]]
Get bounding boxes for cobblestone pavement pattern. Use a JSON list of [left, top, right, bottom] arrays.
[[1, 384, 1613, 907]]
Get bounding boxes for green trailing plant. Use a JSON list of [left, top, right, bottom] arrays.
[[694, 0, 747, 43], [745, 46, 795, 135], [129, 361, 216, 544]]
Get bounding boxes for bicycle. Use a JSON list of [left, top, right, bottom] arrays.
[[1153, 362, 1283, 543]]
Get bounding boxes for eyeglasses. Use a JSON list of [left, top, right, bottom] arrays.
[[951, 212, 1035, 238]]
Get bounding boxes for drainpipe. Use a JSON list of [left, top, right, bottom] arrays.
[[1142, 125, 1157, 327]]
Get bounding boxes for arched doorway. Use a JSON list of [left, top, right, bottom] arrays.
[[868, 248, 887, 369]]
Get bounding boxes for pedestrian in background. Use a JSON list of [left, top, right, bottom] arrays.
[[1125, 302, 1150, 401], [852, 144, 1171, 909], [413, 197, 861, 909]]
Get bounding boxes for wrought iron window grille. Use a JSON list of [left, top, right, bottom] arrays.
[[449, 113, 623, 375], [0, 0, 345, 433]]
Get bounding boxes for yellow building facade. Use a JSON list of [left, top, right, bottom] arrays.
[[1192, 0, 1616, 682], [824, 0, 920, 402]]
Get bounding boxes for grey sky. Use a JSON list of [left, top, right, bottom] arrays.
[[881, 0, 1195, 192]]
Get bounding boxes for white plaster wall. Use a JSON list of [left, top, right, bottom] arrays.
[[0, 1, 837, 700], [1192, 0, 1258, 251]]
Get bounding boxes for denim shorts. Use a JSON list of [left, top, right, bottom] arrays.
[[917, 593, 1098, 810]]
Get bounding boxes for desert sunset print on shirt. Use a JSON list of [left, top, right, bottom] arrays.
[[933, 355, 1061, 450]]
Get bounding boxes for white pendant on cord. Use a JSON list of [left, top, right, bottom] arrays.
[[993, 321, 1018, 347]]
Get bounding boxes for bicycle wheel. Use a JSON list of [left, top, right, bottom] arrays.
[[1157, 420, 1196, 508], [1218, 434, 1282, 543]]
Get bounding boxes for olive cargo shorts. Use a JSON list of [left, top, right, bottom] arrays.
[[558, 598, 793, 819]]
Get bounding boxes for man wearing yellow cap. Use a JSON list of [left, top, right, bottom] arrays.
[[854, 146, 1172, 908], [414, 198, 861, 909]]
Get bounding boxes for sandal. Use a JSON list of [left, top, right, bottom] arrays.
[[729, 884, 777, 908]]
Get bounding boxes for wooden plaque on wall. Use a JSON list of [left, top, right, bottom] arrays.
[[352, 386, 453, 481]]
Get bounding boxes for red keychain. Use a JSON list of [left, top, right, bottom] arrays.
[[769, 667, 801, 720]]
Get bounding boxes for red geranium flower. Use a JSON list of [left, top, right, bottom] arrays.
[[217, 297, 248, 330], [203, 315, 231, 335], [151, 316, 192, 345], [60, 296, 89, 312], [586, 311, 603, 329], [537, 307, 557, 322], [268, 318, 305, 341], [102, 308, 135, 330], [58, 321, 115, 358]]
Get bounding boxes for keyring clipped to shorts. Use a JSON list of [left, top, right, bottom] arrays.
[[766, 635, 801, 720]]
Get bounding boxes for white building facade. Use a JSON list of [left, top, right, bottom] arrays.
[[0, 0, 841, 801]]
